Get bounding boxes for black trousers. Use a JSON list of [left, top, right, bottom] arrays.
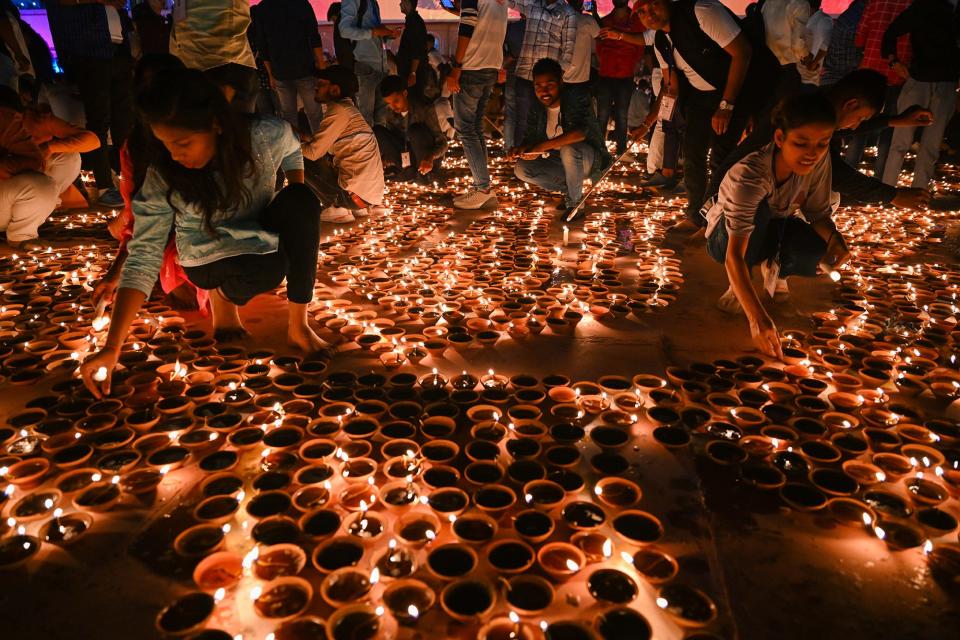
[[513, 77, 535, 148], [682, 88, 750, 225], [304, 156, 362, 209], [706, 201, 827, 277], [183, 184, 321, 305], [63, 49, 134, 189], [374, 123, 443, 176]]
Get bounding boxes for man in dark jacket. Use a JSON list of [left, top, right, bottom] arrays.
[[511, 57, 611, 215], [375, 74, 448, 182], [602, 0, 779, 227]]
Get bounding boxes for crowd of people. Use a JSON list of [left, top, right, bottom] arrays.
[[0, 0, 956, 390]]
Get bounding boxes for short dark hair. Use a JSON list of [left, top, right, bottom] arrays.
[[327, 2, 341, 20], [379, 74, 407, 98], [532, 58, 563, 83], [829, 69, 887, 113], [315, 65, 359, 98], [772, 91, 837, 133]]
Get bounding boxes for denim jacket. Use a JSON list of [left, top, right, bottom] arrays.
[[119, 117, 303, 297]]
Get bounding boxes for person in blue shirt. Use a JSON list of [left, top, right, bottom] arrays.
[[81, 68, 325, 398], [338, 0, 401, 126]]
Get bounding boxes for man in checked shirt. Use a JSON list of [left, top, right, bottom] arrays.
[[509, 0, 578, 146]]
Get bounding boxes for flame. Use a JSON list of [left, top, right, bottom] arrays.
[[564, 558, 580, 572]]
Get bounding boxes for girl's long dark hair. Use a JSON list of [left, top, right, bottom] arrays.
[[136, 68, 255, 234]]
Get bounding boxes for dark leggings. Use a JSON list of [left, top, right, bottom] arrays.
[[184, 184, 320, 305], [706, 200, 827, 278]]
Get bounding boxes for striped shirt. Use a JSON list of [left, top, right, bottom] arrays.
[[511, 0, 578, 81], [459, 0, 509, 71], [170, 0, 256, 71]]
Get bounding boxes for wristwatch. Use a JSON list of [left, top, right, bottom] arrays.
[[718, 100, 734, 111]]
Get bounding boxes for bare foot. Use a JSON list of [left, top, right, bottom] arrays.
[[210, 288, 248, 341], [288, 322, 328, 353]]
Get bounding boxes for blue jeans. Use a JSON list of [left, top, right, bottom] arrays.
[[706, 202, 826, 278], [453, 68, 498, 191], [514, 142, 596, 208], [595, 77, 634, 155], [882, 78, 956, 189], [275, 77, 324, 134], [504, 73, 519, 149], [513, 78, 535, 148], [355, 61, 386, 126]]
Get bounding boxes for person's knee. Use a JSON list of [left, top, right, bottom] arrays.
[[514, 160, 532, 182]]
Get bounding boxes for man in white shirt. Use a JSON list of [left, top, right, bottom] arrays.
[[302, 66, 385, 224], [565, 0, 601, 91], [760, 0, 813, 95], [445, 0, 508, 210], [612, 0, 778, 227], [799, 3, 833, 86]]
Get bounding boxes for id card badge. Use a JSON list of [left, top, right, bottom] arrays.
[[763, 258, 781, 298], [173, 0, 187, 23], [401, 152, 412, 169], [658, 94, 676, 123]]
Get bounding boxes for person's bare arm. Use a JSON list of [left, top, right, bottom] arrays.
[[724, 233, 783, 359], [80, 287, 148, 398], [713, 33, 751, 135], [523, 130, 587, 156]]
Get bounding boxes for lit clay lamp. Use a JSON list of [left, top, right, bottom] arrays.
[[537, 542, 586, 581], [40, 511, 94, 545], [423, 542, 476, 582], [155, 592, 215, 637], [382, 579, 435, 626], [254, 577, 313, 622], [439, 579, 496, 622], [311, 536, 365, 574], [321, 567, 374, 608], [478, 615, 540, 640], [192, 551, 243, 591], [486, 539, 536, 575], [655, 584, 718, 629], [594, 608, 652, 640], [326, 604, 384, 640]]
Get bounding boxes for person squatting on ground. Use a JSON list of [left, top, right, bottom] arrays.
[[80, 68, 326, 399], [301, 65, 386, 225], [704, 92, 850, 358], [510, 57, 610, 216]]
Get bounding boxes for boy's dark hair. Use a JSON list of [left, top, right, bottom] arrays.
[[532, 58, 563, 83], [327, 2, 341, 21], [772, 91, 837, 133], [830, 69, 887, 113], [379, 74, 408, 98], [315, 65, 359, 99]]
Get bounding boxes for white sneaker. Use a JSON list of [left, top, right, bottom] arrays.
[[453, 189, 498, 210], [368, 205, 390, 216], [320, 206, 355, 224], [353, 208, 370, 217], [717, 287, 743, 315]]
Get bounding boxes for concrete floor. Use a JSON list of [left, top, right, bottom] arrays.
[[1, 153, 958, 640]]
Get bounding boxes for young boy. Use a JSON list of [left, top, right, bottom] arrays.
[[375, 74, 448, 183], [301, 65, 386, 224], [510, 57, 610, 217]]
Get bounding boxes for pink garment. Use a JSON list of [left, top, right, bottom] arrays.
[[117, 143, 210, 315]]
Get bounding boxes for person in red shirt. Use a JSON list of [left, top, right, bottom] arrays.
[[845, 0, 912, 172], [595, 0, 645, 155]]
